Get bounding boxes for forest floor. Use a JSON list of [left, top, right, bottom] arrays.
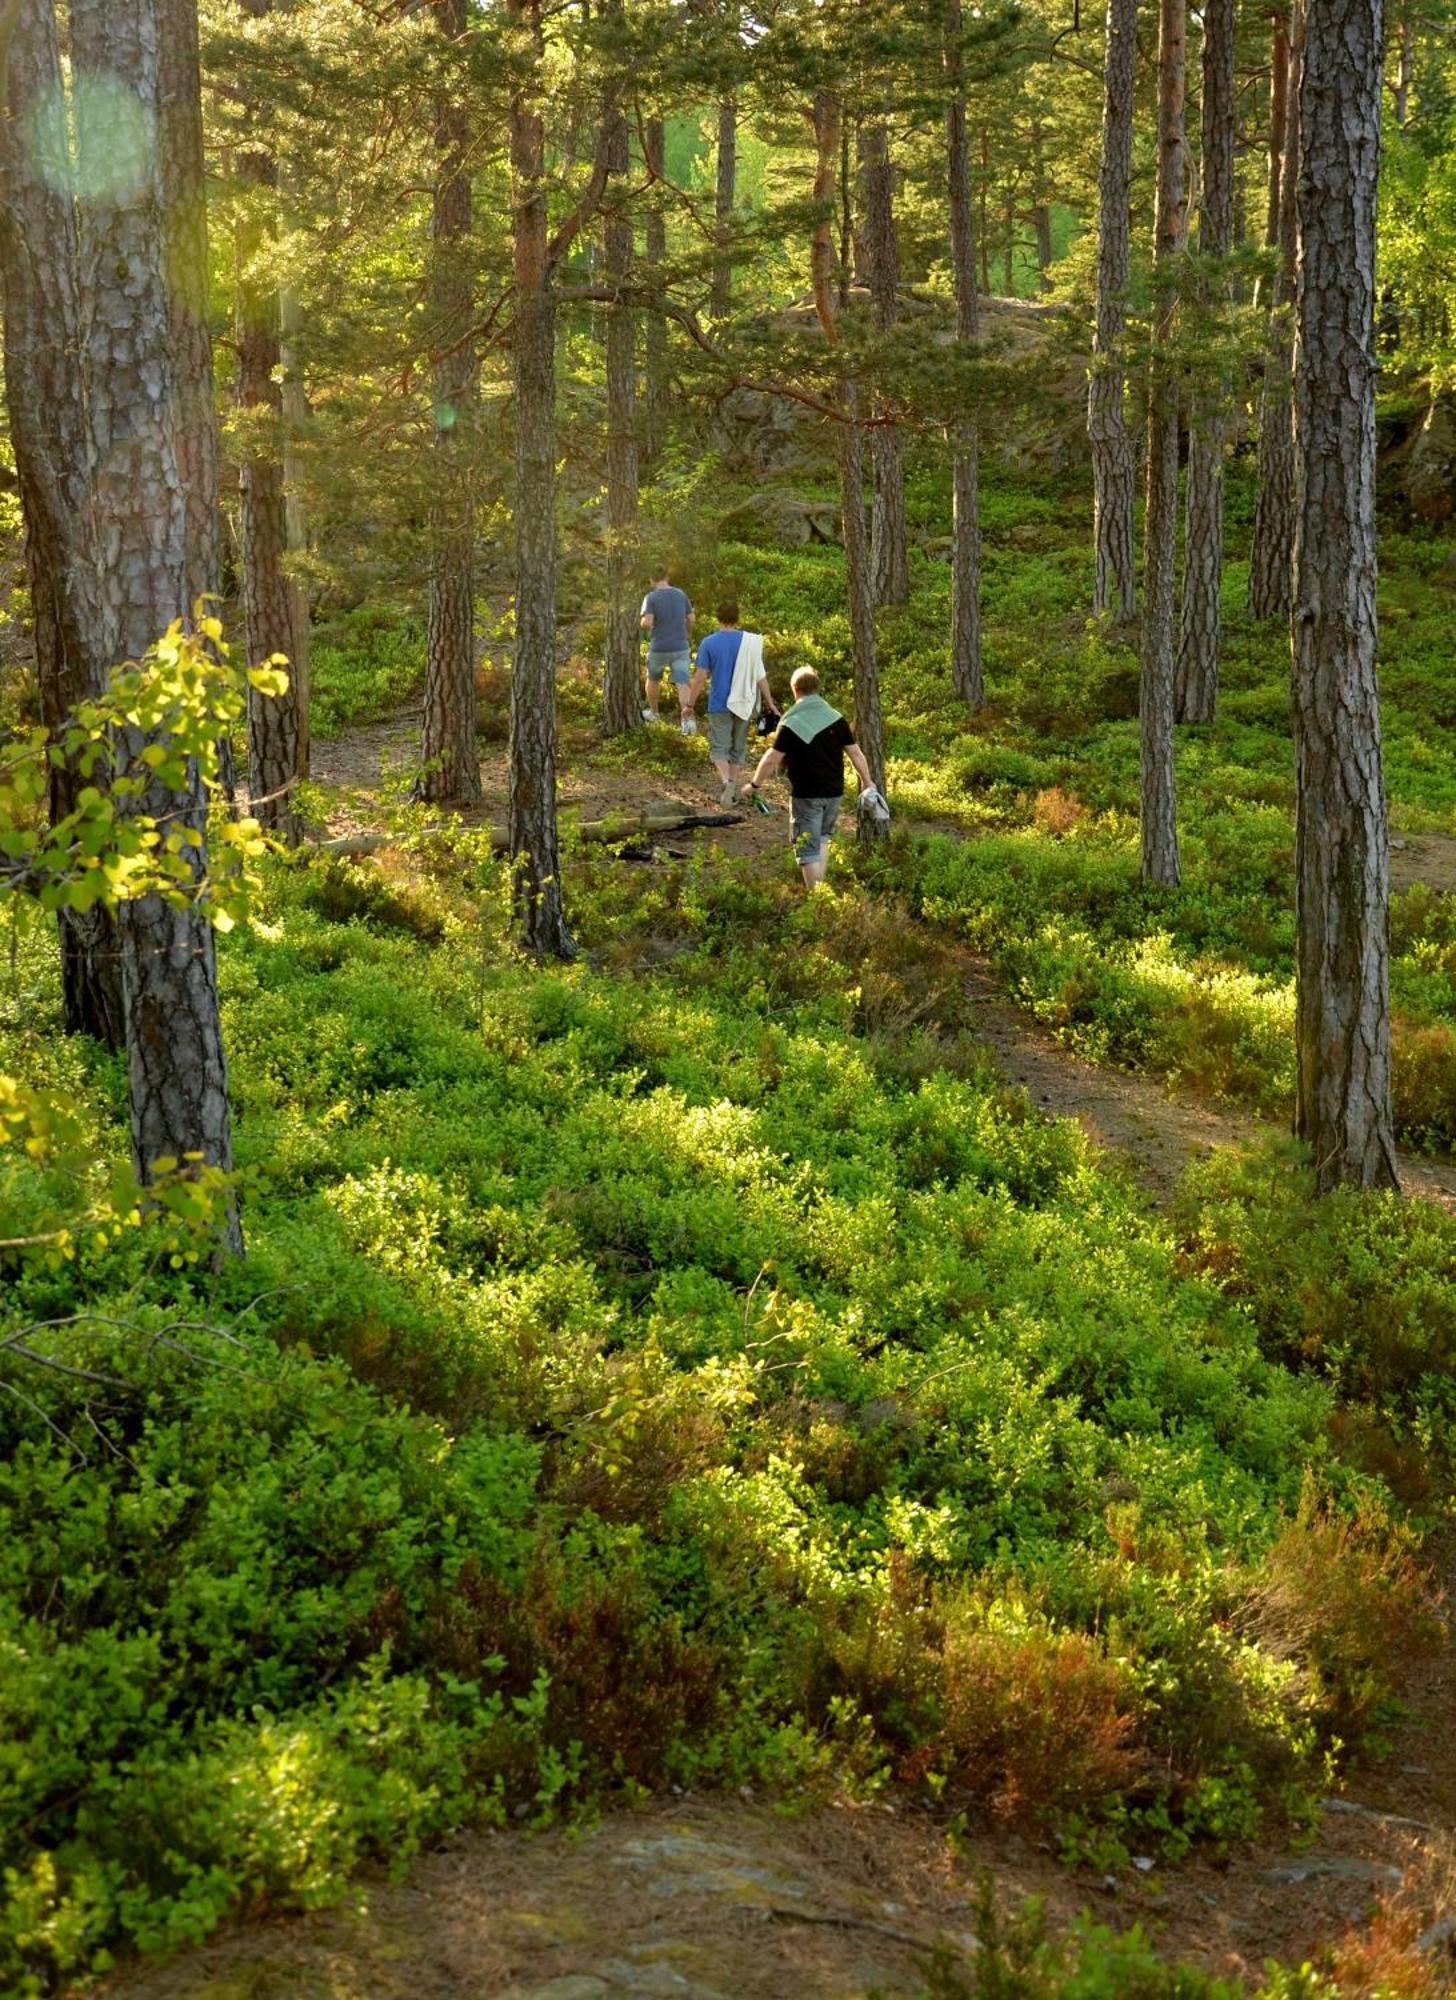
[[102, 717, 1453, 1998], [107, 1580, 1456, 1998]]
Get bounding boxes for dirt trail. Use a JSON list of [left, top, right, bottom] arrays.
[[958, 955, 1456, 1213], [105, 1657, 1456, 1999], [159, 718, 1456, 1998]]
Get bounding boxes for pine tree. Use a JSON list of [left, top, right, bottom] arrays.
[[712, 93, 736, 316], [641, 115, 670, 468], [1139, 0, 1185, 887], [0, 0, 125, 1047], [1089, 0, 1138, 624], [72, 0, 241, 1247], [1249, 2, 1302, 620], [507, 0, 574, 956], [858, 119, 909, 607], [1291, 0, 1398, 1189], [945, 0, 984, 708], [600, 18, 642, 738], [235, 0, 306, 843], [810, 86, 887, 839], [417, 0, 482, 806], [1176, 0, 1234, 723]]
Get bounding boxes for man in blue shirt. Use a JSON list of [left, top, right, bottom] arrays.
[[639, 569, 695, 727], [686, 600, 777, 804]]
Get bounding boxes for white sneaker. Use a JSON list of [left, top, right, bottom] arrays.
[[719, 779, 738, 807], [642, 707, 658, 723], [680, 716, 698, 736]]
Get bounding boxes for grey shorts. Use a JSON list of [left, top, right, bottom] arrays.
[[707, 709, 750, 766], [790, 794, 842, 864], [646, 648, 692, 685]]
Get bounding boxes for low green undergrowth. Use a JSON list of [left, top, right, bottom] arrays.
[[2, 845, 1449, 1994]]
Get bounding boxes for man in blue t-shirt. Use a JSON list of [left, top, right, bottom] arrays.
[[639, 570, 695, 727], [686, 599, 776, 805]]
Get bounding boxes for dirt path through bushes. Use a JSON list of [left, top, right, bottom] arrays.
[[955, 951, 1456, 1213], [310, 710, 1456, 1211]]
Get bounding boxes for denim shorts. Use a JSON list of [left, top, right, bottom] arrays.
[[646, 648, 692, 685], [790, 794, 842, 864]]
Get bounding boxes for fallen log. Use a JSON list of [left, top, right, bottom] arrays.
[[310, 809, 745, 859]]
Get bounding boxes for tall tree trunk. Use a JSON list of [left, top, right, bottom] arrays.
[[236, 0, 303, 843], [840, 385, 886, 832], [71, 0, 240, 1248], [508, 0, 572, 956], [1292, 0, 1397, 1190], [858, 120, 908, 607], [1030, 117, 1054, 287], [1255, 11, 1289, 308], [1249, 4, 1302, 620], [159, 0, 220, 621], [1394, 0, 1412, 125], [1089, 0, 1138, 624], [641, 115, 668, 468], [0, 0, 125, 1046], [279, 266, 312, 776], [418, 0, 481, 805], [945, 0, 983, 709], [810, 88, 886, 841], [600, 55, 639, 736], [1140, 0, 1186, 887], [1176, 0, 1234, 722], [711, 93, 735, 317]]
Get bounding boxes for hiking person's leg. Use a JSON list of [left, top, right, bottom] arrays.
[[671, 656, 696, 731], [707, 711, 737, 804], [792, 797, 837, 889], [726, 715, 750, 793]]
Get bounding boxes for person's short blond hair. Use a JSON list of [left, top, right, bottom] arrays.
[[790, 667, 819, 695]]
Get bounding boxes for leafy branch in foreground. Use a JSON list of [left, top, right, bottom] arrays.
[[0, 617, 291, 1261], [0, 615, 288, 934]]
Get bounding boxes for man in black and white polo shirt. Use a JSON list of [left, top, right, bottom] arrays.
[[740, 667, 877, 888]]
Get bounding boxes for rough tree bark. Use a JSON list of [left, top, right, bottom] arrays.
[[810, 88, 886, 841], [1291, 0, 1398, 1190], [1255, 11, 1289, 309], [71, 0, 240, 1247], [1249, 3, 1302, 620], [0, 0, 125, 1046], [507, 0, 573, 956], [279, 269, 311, 776], [600, 56, 640, 737], [158, 0, 220, 622], [236, 0, 304, 842], [417, 0, 481, 805], [711, 93, 735, 318], [641, 115, 668, 468], [858, 120, 908, 607], [1140, 0, 1186, 887], [945, 0, 983, 709], [1176, 0, 1234, 722], [1089, 0, 1138, 624]]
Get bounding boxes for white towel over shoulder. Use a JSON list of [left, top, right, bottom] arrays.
[[726, 631, 766, 720]]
